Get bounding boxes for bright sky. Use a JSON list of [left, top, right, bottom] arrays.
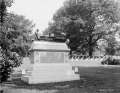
[[9, 0, 65, 33]]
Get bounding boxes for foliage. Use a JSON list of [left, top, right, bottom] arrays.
[[5, 13, 35, 56], [0, 0, 13, 7], [98, 23, 120, 56], [101, 56, 120, 65], [0, 0, 34, 83], [44, 0, 120, 57], [0, 51, 21, 82]]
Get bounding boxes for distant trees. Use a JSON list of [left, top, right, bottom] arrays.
[[98, 23, 120, 56], [44, 0, 120, 57], [5, 13, 35, 56], [0, 0, 34, 82]]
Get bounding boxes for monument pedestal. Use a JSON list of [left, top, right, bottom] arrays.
[[21, 63, 80, 84], [21, 41, 80, 84]]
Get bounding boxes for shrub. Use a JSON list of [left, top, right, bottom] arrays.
[[0, 52, 22, 83], [101, 57, 120, 65], [0, 60, 13, 82]]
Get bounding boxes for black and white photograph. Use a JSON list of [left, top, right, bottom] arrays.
[[1, 0, 120, 93]]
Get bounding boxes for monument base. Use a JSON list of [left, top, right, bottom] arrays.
[[21, 63, 80, 84]]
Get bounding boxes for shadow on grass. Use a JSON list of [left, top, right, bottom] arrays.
[[8, 78, 83, 90]]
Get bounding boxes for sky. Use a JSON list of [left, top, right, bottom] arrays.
[[8, 0, 66, 33]]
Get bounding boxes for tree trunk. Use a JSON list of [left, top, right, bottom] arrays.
[[88, 35, 93, 58], [89, 46, 93, 58]]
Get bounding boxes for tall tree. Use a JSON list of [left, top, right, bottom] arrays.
[[45, 0, 120, 57], [0, 0, 34, 82]]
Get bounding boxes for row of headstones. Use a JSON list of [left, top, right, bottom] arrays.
[[69, 55, 120, 63], [69, 55, 105, 59], [68, 55, 105, 63]]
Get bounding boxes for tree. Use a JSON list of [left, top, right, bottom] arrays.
[[5, 13, 35, 56], [98, 23, 120, 56], [44, 0, 120, 57], [0, 0, 34, 82]]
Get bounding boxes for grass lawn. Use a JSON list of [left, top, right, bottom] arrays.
[[1, 66, 120, 93]]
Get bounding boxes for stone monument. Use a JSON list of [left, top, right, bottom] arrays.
[[21, 41, 80, 84]]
